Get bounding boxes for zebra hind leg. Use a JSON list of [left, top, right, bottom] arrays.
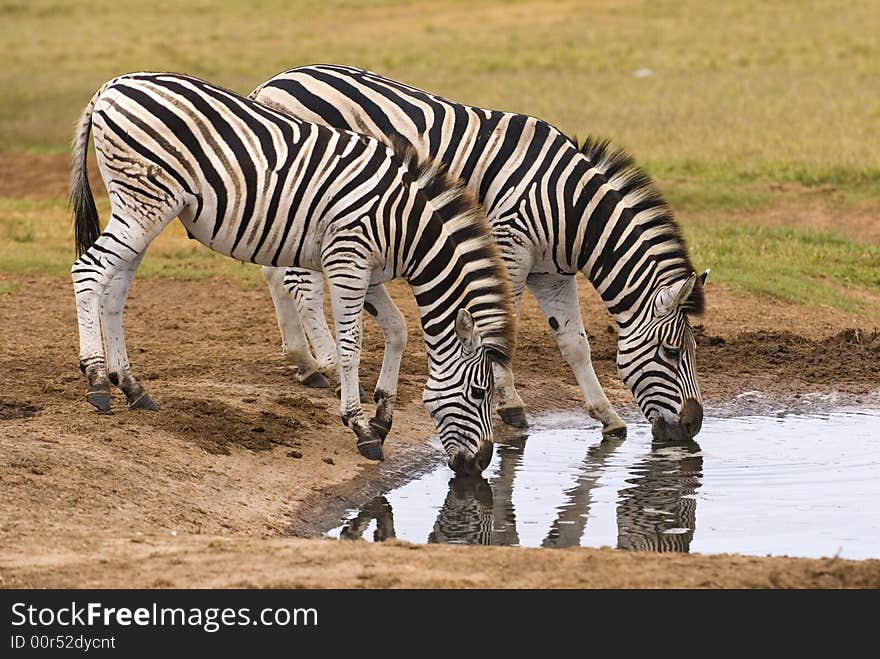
[[527, 272, 626, 438], [262, 266, 330, 388], [288, 268, 338, 378], [72, 212, 173, 413], [101, 252, 158, 410], [362, 283, 407, 443]]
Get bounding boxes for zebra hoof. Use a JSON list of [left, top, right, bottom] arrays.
[[357, 439, 385, 461], [369, 417, 392, 442], [335, 384, 370, 403], [302, 371, 331, 389], [86, 391, 112, 414], [128, 392, 159, 411], [602, 424, 627, 440], [498, 407, 528, 428]]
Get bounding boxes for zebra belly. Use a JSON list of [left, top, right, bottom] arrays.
[[177, 200, 324, 272]]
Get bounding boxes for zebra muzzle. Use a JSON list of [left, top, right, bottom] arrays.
[[650, 399, 703, 441], [448, 441, 494, 476]]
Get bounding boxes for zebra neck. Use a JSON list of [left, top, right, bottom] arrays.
[[407, 278, 473, 374], [578, 198, 689, 332], [407, 278, 510, 374], [401, 212, 512, 371]]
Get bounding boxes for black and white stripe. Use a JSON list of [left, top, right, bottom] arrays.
[[252, 64, 709, 441], [616, 442, 703, 552], [70, 72, 513, 474]]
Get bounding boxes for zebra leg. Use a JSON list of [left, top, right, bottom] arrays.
[[493, 259, 529, 428], [72, 214, 171, 413], [101, 252, 158, 410], [261, 266, 329, 388], [363, 283, 407, 443], [325, 271, 384, 461], [527, 272, 626, 438], [288, 268, 368, 403], [286, 268, 337, 378]]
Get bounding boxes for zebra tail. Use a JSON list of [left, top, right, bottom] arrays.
[[70, 91, 102, 257]]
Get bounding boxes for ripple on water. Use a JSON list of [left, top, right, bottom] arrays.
[[328, 411, 880, 559]]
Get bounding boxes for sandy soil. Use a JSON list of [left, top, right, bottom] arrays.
[[1, 154, 879, 589]]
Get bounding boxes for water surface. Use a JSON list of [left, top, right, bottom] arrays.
[[328, 411, 880, 559]]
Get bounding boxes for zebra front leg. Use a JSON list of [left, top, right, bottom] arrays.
[[326, 272, 384, 461], [493, 362, 528, 428], [528, 273, 626, 438], [494, 256, 529, 427], [363, 284, 407, 443], [262, 266, 330, 388], [101, 252, 158, 410]]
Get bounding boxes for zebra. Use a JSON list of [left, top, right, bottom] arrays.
[[250, 64, 709, 442], [616, 441, 703, 552], [69, 72, 515, 475], [427, 476, 496, 545]]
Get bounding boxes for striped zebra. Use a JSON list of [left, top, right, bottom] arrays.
[[616, 441, 703, 552], [251, 65, 709, 442], [69, 72, 514, 475], [427, 476, 496, 545]]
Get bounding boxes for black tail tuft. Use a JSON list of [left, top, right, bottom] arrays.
[[70, 95, 102, 257]]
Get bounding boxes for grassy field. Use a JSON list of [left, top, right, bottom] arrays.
[[0, 0, 878, 316], [2, 1, 879, 177]]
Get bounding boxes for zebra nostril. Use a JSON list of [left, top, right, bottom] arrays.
[[476, 441, 494, 472], [448, 443, 493, 476], [448, 451, 475, 476], [679, 398, 703, 437]]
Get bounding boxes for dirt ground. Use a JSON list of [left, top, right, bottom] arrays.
[[1, 154, 879, 589]]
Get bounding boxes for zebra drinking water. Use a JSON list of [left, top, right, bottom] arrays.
[[251, 65, 709, 442], [69, 72, 514, 475]]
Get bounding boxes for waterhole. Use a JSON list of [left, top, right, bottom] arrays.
[[328, 410, 880, 558]]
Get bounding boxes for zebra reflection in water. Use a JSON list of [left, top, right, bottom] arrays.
[[338, 436, 703, 551], [339, 496, 396, 542], [427, 437, 524, 545], [617, 441, 703, 552]]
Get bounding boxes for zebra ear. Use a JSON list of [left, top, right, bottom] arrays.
[[698, 269, 710, 287], [654, 273, 698, 317], [455, 308, 478, 352]]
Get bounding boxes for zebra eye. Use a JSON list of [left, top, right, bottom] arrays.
[[662, 344, 681, 360], [470, 386, 486, 400]]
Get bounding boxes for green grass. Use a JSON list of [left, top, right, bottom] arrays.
[[1, 0, 878, 187], [2, 193, 877, 317], [0, 197, 264, 286], [1, 0, 878, 317], [685, 221, 880, 315], [0, 281, 21, 296]]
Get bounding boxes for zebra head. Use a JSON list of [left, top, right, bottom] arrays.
[[617, 270, 709, 442], [422, 309, 499, 476]]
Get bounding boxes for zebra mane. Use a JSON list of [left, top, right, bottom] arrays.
[[573, 136, 705, 315], [387, 135, 515, 363]]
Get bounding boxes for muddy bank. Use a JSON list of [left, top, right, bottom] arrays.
[[2, 269, 878, 587], [0, 142, 878, 589], [5, 533, 879, 589]]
